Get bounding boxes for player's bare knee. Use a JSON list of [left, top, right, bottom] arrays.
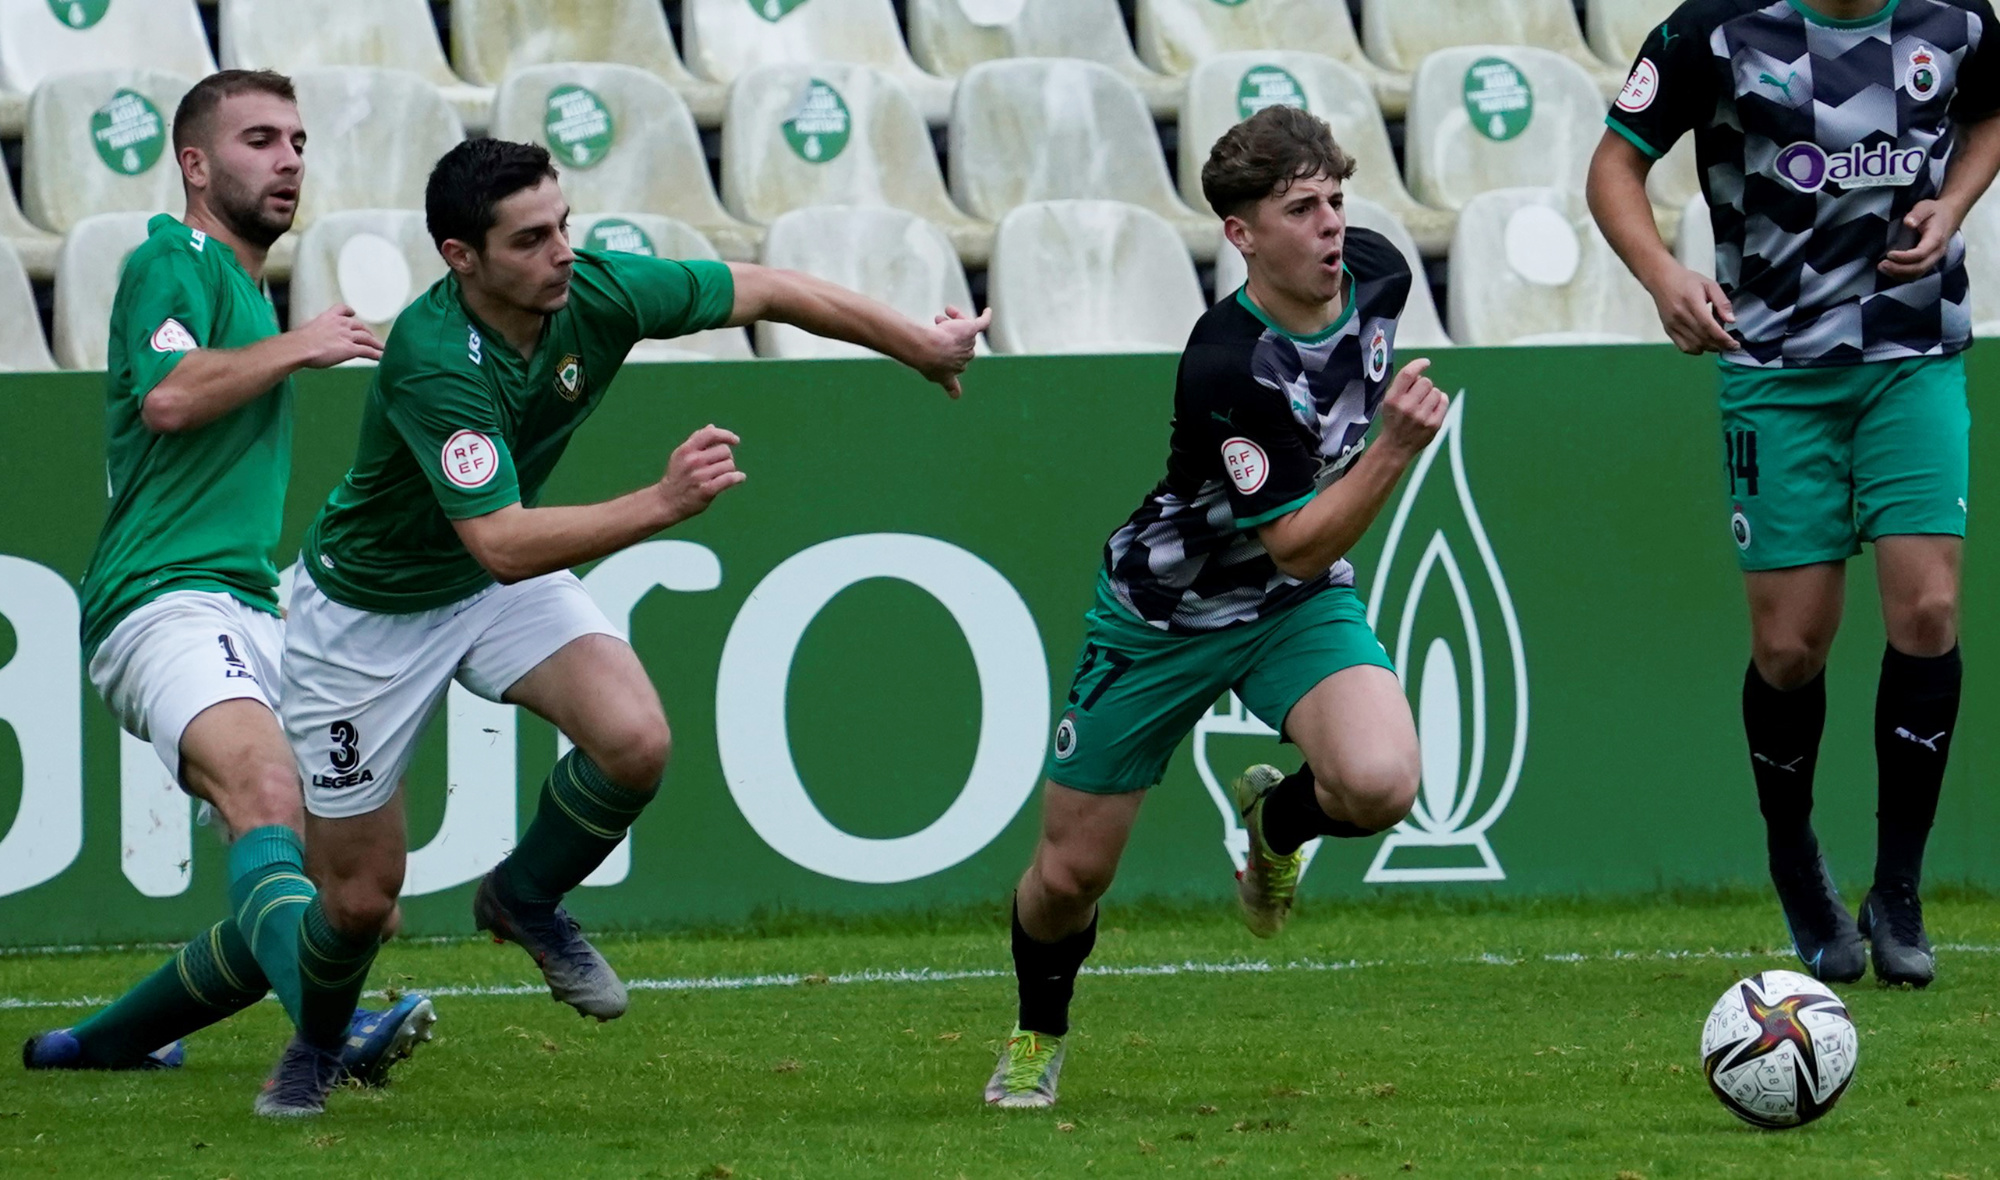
[[1336, 759, 1419, 833], [1887, 592, 1959, 657], [211, 761, 303, 834], [1037, 851, 1115, 908], [321, 879, 397, 939], [589, 713, 669, 795], [1750, 637, 1829, 690]]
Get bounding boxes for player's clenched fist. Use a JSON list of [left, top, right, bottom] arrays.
[[1376, 357, 1448, 459], [916, 305, 992, 398], [289, 304, 385, 368], [658, 424, 746, 524]]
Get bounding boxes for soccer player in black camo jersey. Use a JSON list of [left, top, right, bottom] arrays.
[[984, 106, 1449, 1109], [1590, 0, 2000, 987]]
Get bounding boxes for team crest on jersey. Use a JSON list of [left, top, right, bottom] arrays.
[[1731, 508, 1752, 550], [1221, 436, 1270, 494], [1053, 713, 1078, 761], [1366, 324, 1390, 382], [1906, 46, 1941, 101], [1616, 58, 1659, 113], [441, 429, 499, 489], [150, 318, 196, 352], [555, 354, 584, 401]]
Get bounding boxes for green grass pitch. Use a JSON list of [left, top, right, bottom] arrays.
[[3, 891, 1997, 1179]]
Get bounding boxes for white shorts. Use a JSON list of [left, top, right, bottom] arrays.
[[281, 571, 619, 819], [88, 590, 285, 784]]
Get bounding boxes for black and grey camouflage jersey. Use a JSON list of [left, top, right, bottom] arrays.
[[1101, 227, 1412, 633], [1607, 0, 2000, 368]]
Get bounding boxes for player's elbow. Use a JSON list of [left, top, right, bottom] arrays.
[[139, 387, 195, 434], [1259, 520, 1330, 582], [454, 517, 534, 585]]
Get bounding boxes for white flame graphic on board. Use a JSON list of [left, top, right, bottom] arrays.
[[1363, 393, 1528, 882], [1196, 393, 1528, 883]]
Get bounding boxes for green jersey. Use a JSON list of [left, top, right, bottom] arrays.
[[303, 250, 735, 613], [80, 215, 292, 656]]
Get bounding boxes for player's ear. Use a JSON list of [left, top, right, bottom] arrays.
[[1222, 213, 1254, 259], [438, 238, 478, 277], [178, 145, 207, 192]]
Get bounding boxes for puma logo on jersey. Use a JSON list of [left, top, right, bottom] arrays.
[[1658, 24, 1679, 47], [1760, 71, 1799, 101], [1210, 409, 1235, 426]]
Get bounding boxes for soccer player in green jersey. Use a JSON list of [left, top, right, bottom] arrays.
[[985, 107, 1447, 1108], [263, 137, 986, 1114], [1591, 0, 2000, 987], [21, 70, 436, 1104]]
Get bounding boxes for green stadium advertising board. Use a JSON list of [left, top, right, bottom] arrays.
[[0, 346, 1994, 945]]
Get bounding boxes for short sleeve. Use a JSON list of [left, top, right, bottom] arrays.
[[1605, 3, 1718, 160], [1182, 346, 1321, 530], [381, 370, 522, 520], [1951, 1, 2000, 123], [123, 246, 214, 400], [582, 251, 736, 343]]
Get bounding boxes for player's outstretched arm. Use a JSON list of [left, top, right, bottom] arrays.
[[1256, 359, 1448, 581], [450, 425, 744, 585], [1881, 114, 2000, 282], [142, 305, 383, 433], [1586, 132, 1735, 356], [723, 263, 989, 397]]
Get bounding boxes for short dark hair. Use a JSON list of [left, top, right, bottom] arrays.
[[425, 138, 561, 252], [171, 69, 297, 153], [1200, 105, 1357, 220]]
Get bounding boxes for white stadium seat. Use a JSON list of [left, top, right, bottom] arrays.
[[1135, 0, 1409, 117], [52, 210, 153, 370], [23, 70, 194, 235], [1446, 187, 1665, 346], [1361, 0, 1623, 93], [1676, 192, 1715, 280], [291, 68, 466, 230], [722, 63, 991, 264], [1214, 197, 1453, 349], [907, 0, 1180, 117], [0, 0, 213, 135], [287, 210, 448, 355], [755, 205, 981, 359], [490, 62, 759, 261], [1180, 51, 1451, 254], [1961, 194, 2000, 337], [451, 0, 725, 125], [569, 212, 754, 362], [988, 199, 1204, 355], [682, 0, 954, 124], [951, 59, 1218, 261], [1588, 0, 1678, 71], [220, 0, 492, 130], [0, 236, 54, 370], [1404, 46, 1605, 213]]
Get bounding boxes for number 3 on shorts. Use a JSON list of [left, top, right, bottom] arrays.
[[1066, 643, 1133, 712], [327, 720, 361, 774]]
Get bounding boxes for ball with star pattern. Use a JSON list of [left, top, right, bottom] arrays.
[[1700, 970, 1858, 1128]]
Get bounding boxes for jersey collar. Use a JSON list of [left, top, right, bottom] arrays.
[[1786, 0, 1900, 28], [1233, 268, 1356, 345], [151, 213, 245, 274], [446, 273, 550, 365]]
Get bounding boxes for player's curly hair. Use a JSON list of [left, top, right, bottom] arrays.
[[425, 138, 561, 252], [1201, 105, 1357, 220]]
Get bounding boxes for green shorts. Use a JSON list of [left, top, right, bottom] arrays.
[[1719, 354, 1968, 572], [1044, 576, 1395, 794]]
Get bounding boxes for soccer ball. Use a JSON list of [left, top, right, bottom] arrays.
[[1700, 970, 1858, 1128]]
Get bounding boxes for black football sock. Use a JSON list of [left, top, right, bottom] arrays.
[[1011, 899, 1097, 1038], [1259, 765, 1376, 857], [1874, 644, 1961, 893], [1742, 662, 1825, 871]]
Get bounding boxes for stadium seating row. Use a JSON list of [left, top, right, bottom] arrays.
[[0, 46, 1701, 279], [0, 0, 1682, 135], [17, 190, 2000, 373]]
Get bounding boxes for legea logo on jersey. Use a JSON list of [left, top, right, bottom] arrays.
[[1774, 141, 1926, 193], [1197, 394, 1529, 884]]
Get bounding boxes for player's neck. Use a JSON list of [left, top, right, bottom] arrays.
[[180, 203, 269, 283], [1796, 0, 1893, 21], [458, 282, 546, 362], [1242, 270, 1348, 339]]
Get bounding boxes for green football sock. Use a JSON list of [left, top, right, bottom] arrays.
[[227, 825, 315, 1028], [297, 898, 379, 1050], [497, 749, 655, 908], [70, 920, 269, 1067]]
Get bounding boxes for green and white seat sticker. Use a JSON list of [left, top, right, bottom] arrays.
[[583, 218, 657, 257], [49, 0, 108, 29], [92, 89, 165, 176], [1237, 65, 1308, 120], [752, 0, 809, 21], [783, 80, 850, 164], [1464, 57, 1534, 143], [544, 85, 615, 170]]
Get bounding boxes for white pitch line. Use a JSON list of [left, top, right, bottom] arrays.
[[4, 945, 1998, 1013]]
